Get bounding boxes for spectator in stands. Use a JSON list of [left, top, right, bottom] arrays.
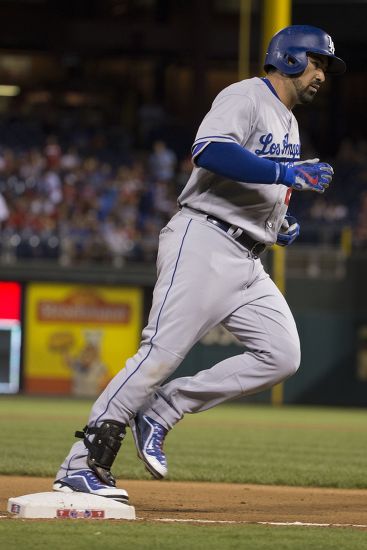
[[0, 191, 9, 226], [44, 135, 62, 169], [148, 140, 177, 182]]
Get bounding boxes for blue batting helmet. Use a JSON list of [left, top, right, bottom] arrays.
[[264, 25, 346, 75]]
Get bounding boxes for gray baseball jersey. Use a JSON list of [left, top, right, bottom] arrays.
[[179, 77, 300, 244], [55, 76, 302, 482]]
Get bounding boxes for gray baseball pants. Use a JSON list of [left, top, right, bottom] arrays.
[[56, 208, 300, 479]]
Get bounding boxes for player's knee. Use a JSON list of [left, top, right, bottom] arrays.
[[258, 338, 300, 381], [276, 340, 301, 379]]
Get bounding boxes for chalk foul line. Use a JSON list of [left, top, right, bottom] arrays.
[[1, 514, 366, 528], [140, 517, 367, 529]]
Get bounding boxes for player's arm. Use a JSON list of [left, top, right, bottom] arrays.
[[194, 142, 333, 193]]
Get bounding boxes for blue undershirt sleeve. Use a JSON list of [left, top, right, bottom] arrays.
[[194, 141, 280, 184]]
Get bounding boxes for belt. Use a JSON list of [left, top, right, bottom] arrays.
[[207, 215, 267, 256]]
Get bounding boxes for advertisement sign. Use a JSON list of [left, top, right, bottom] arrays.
[[24, 283, 142, 396], [0, 281, 22, 394]]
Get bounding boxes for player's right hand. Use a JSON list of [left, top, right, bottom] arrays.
[[279, 158, 334, 193], [276, 214, 300, 247]]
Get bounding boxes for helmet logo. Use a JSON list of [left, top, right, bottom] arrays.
[[327, 35, 335, 54]]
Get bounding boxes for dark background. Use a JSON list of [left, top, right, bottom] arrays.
[[0, 0, 364, 157]]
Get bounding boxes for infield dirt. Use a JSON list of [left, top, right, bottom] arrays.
[[1, 476, 367, 526]]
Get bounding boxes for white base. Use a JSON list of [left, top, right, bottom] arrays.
[[7, 492, 136, 520]]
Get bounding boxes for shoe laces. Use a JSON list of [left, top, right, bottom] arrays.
[[81, 469, 106, 488], [152, 424, 166, 448], [146, 420, 167, 463]]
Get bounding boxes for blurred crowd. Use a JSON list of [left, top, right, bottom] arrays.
[[0, 116, 366, 264], [0, 130, 191, 265]]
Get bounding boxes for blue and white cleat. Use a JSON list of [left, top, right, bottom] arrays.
[[129, 414, 168, 479], [53, 469, 129, 504]]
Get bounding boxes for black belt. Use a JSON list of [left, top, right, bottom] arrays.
[[207, 215, 267, 256]]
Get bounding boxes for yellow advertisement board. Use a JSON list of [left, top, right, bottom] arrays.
[[24, 283, 142, 396]]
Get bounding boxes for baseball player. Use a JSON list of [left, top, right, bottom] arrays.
[[53, 25, 345, 502]]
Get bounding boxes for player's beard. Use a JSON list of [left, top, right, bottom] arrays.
[[292, 78, 320, 104]]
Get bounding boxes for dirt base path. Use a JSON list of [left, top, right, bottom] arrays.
[[1, 476, 367, 526]]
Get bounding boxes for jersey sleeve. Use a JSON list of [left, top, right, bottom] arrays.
[[192, 92, 256, 159]]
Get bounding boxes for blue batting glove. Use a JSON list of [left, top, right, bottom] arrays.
[[276, 214, 300, 247], [277, 158, 333, 193]]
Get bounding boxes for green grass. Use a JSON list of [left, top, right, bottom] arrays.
[[0, 396, 366, 488], [1, 397, 367, 550], [1, 522, 367, 550]]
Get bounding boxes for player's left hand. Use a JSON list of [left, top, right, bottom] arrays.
[[279, 158, 333, 193], [276, 214, 300, 247]]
